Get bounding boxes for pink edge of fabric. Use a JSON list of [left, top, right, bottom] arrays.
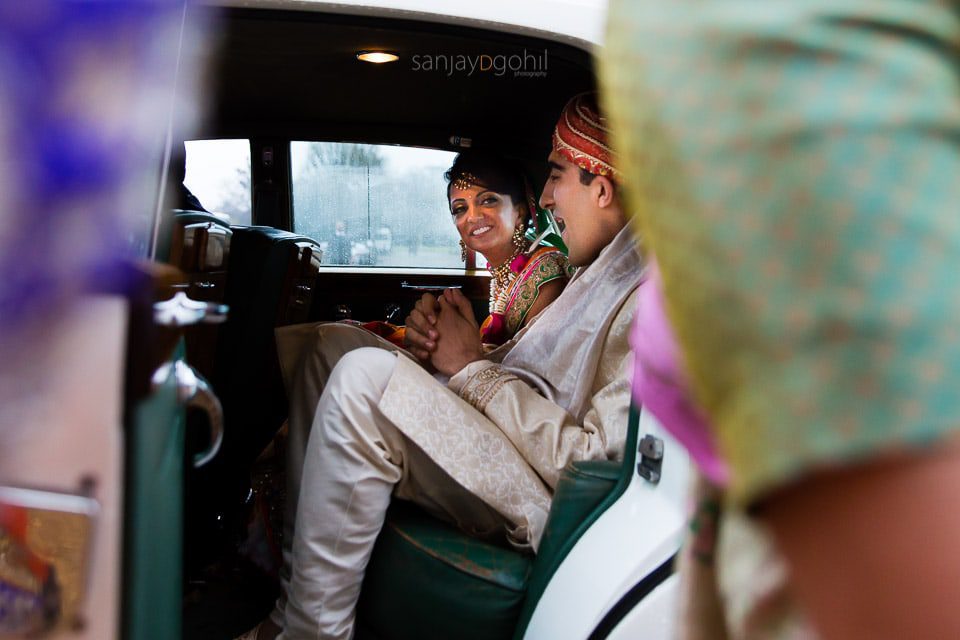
[[631, 264, 730, 485], [508, 252, 528, 272], [480, 313, 505, 344]]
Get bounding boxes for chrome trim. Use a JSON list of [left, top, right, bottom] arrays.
[[153, 292, 228, 327], [151, 361, 224, 468], [400, 282, 462, 292]]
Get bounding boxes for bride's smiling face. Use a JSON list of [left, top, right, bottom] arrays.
[[449, 185, 523, 266]]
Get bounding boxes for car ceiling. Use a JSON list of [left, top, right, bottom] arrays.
[[205, 8, 597, 162]]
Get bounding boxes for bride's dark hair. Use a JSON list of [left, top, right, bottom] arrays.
[[445, 151, 528, 209]]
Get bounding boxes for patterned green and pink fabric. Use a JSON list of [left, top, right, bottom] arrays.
[[603, 0, 960, 507]]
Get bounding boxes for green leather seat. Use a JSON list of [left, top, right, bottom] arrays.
[[356, 501, 532, 640], [355, 459, 622, 640]]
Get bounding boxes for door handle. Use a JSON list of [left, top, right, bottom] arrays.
[[400, 282, 462, 292], [152, 360, 224, 468], [637, 434, 664, 484], [154, 291, 228, 327]]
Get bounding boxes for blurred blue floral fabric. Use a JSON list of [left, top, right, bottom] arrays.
[[0, 0, 203, 332]]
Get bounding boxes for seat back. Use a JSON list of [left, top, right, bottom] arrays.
[[214, 224, 322, 468], [185, 226, 322, 570], [168, 210, 232, 274]]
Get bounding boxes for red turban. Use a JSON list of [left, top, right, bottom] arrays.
[[552, 92, 618, 180]]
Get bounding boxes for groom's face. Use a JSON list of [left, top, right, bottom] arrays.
[[539, 151, 619, 267]]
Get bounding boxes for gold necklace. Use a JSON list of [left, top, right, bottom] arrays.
[[488, 243, 529, 314]]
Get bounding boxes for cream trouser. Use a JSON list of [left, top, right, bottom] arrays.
[[271, 323, 508, 640]]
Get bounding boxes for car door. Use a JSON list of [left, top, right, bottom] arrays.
[[124, 282, 227, 640]]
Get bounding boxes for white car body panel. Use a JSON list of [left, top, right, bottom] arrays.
[[525, 411, 691, 639], [208, 0, 608, 49], [606, 574, 681, 640]]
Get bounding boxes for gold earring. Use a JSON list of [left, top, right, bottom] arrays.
[[512, 224, 526, 250], [460, 239, 468, 261]]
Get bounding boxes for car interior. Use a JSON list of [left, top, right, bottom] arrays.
[[125, 5, 647, 639]]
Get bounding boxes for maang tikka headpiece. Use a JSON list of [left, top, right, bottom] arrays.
[[452, 171, 480, 191]]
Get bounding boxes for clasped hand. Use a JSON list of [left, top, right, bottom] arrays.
[[403, 289, 485, 376]]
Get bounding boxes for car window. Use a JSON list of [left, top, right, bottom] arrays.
[[291, 141, 461, 268], [183, 139, 252, 225]]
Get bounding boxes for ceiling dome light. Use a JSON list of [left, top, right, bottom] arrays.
[[357, 51, 399, 64]]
